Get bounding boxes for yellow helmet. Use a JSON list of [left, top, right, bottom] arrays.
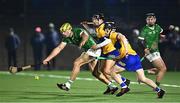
[[59, 23, 72, 32]]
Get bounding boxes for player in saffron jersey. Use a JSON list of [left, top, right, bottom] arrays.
[[103, 22, 165, 98], [81, 13, 131, 94]]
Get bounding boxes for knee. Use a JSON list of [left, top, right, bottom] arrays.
[[139, 77, 147, 83], [163, 66, 167, 72], [110, 68, 116, 77], [73, 61, 80, 67], [159, 65, 167, 73], [103, 68, 111, 75]]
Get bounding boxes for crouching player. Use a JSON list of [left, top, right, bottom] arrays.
[[43, 23, 118, 94], [82, 13, 131, 94], [103, 22, 165, 98]]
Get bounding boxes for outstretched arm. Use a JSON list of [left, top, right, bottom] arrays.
[[43, 42, 66, 64]]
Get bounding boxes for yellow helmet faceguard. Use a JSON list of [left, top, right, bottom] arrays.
[[60, 23, 72, 33]]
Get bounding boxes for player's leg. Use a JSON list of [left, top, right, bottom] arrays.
[[151, 57, 167, 86], [98, 60, 128, 84], [137, 69, 157, 87], [102, 59, 130, 84], [146, 52, 167, 86], [70, 52, 90, 80], [57, 52, 91, 91], [113, 54, 148, 97], [90, 60, 118, 94], [101, 50, 121, 82], [89, 60, 110, 85], [110, 65, 130, 97], [102, 59, 116, 80], [115, 54, 165, 98], [57, 52, 116, 91], [98, 49, 131, 94], [146, 68, 158, 75], [136, 69, 165, 98]]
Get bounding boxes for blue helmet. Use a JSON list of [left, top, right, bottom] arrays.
[[103, 22, 116, 30]]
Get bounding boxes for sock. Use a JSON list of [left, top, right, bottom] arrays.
[[121, 77, 126, 82], [110, 80, 115, 83], [120, 82, 127, 88], [108, 82, 117, 89], [155, 87, 161, 92], [156, 82, 160, 86], [65, 80, 73, 89]]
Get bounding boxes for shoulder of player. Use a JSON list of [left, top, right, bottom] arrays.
[[96, 24, 106, 38], [95, 24, 104, 32], [154, 24, 161, 28], [110, 31, 120, 36], [140, 25, 147, 31], [72, 27, 85, 32], [155, 24, 160, 26], [140, 25, 149, 33], [110, 32, 122, 40], [73, 28, 88, 34], [143, 25, 149, 29]]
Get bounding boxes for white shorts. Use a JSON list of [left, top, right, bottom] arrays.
[[86, 49, 101, 57], [146, 52, 161, 62]]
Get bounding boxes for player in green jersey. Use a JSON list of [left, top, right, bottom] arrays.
[[138, 13, 167, 86], [43, 23, 118, 94]]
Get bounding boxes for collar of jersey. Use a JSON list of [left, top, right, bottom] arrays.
[[146, 24, 155, 30]]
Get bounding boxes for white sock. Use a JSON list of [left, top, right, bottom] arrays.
[[65, 80, 73, 89], [108, 82, 117, 89]]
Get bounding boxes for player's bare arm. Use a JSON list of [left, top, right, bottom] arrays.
[[79, 32, 89, 49], [117, 33, 128, 54], [91, 37, 111, 50], [160, 32, 166, 39], [43, 42, 66, 64]]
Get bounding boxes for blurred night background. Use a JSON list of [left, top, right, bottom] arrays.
[[0, 0, 180, 71]]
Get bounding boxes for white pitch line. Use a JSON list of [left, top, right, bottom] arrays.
[[1, 71, 180, 88]]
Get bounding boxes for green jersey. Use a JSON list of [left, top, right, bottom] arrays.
[[62, 28, 96, 51], [139, 24, 163, 52]]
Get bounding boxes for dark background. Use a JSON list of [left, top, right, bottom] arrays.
[[0, 0, 180, 70]]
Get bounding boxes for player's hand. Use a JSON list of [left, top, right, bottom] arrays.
[[91, 45, 97, 50], [160, 34, 166, 38], [125, 50, 129, 57], [79, 41, 86, 49], [144, 48, 150, 55], [80, 21, 88, 25], [125, 53, 129, 58], [43, 60, 49, 65]]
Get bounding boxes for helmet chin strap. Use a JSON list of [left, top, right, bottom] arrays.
[[96, 19, 104, 26], [109, 30, 113, 36], [106, 29, 112, 37]]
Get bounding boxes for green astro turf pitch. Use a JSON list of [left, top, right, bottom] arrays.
[[0, 71, 180, 103]]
